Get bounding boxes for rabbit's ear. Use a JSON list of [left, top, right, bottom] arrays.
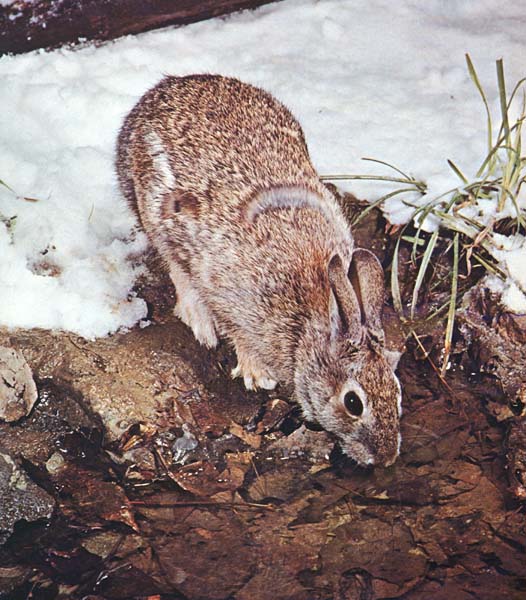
[[348, 249, 385, 337], [328, 254, 362, 342]]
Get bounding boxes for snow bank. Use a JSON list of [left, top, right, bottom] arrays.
[[1, 0, 525, 337]]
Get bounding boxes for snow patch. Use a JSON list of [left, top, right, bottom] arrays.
[[1, 0, 526, 336], [490, 235, 526, 314]]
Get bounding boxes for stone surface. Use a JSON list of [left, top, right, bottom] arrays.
[[0, 346, 37, 422], [0, 449, 55, 545]]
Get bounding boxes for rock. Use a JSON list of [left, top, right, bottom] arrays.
[[0, 346, 38, 422], [0, 450, 55, 546]]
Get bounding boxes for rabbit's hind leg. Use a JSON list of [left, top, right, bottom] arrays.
[[169, 263, 218, 348]]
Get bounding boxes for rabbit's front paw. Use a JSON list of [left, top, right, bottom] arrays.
[[231, 362, 277, 391]]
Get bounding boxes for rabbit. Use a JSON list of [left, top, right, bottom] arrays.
[[116, 74, 402, 467]]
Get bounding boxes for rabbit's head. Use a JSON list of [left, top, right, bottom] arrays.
[[294, 249, 402, 467]]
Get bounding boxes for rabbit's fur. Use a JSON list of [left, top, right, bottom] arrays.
[[116, 75, 401, 466]]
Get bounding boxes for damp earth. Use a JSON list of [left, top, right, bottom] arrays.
[[0, 201, 525, 600]]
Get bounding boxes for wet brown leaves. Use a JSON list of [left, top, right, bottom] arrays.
[[1, 306, 526, 598]]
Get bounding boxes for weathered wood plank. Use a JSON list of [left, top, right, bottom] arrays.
[[0, 0, 280, 55]]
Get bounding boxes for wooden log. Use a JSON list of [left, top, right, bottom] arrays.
[[0, 0, 280, 55]]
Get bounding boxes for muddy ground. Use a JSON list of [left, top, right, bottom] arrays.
[[0, 204, 525, 600]]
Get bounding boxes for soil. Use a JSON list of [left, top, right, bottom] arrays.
[[0, 201, 525, 600]]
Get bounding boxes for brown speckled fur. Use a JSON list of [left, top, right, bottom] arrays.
[[116, 75, 401, 466]]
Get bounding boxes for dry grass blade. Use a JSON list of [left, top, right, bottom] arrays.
[[361, 157, 419, 184], [471, 251, 506, 277], [410, 229, 439, 319], [0, 177, 40, 203], [497, 58, 510, 144], [322, 158, 427, 192], [411, 330, 455, 393], [441, 232, 459, 377], [390, 235, 404, 316], [351, 187, 416, 226], [321, 173, 420, 186], [0, 178, 15, 193], [401, 235, 425, 246], [447, 159, 469, 184], [466, 53, 493, 168]]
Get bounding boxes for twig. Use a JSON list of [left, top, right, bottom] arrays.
[[411, 330, 454, 394], [131, 499, 275, 511]]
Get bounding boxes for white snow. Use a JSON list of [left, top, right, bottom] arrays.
[[488, 234, 526, 313], [1, 0, 526, 338]]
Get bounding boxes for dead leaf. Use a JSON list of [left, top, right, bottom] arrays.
[[56, 463, 139, 531], [256, 398, 292, 433], [171, 460, 244, 496], [229, 421, 261, 448]]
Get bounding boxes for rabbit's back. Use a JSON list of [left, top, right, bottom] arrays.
[[117, 74, 325, 221]]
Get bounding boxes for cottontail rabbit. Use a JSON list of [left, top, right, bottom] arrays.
[[116, 75, 401, 466]]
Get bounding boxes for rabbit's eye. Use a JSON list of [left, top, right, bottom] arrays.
[[343, 391, 363, 417]]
